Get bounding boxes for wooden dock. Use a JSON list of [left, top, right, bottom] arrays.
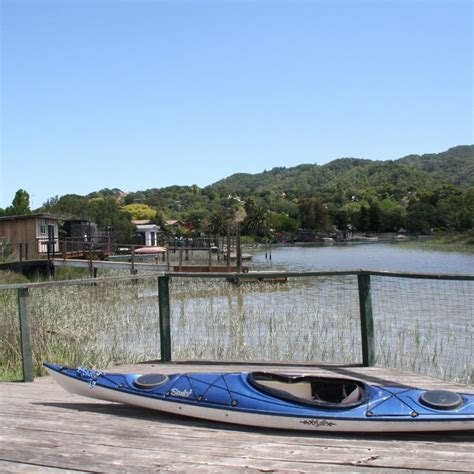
[[1, 362, 473, 472]]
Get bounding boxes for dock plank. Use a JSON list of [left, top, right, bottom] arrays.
[[1, 362, 473, 472]]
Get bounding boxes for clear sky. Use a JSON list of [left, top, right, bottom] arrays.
[[0, 0, 472, 209]]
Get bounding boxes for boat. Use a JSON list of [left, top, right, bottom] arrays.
[[44, 363, 474, 432], [134, 246, 167, 255]]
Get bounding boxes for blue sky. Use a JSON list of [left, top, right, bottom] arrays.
[[1, 0, 472, 209]]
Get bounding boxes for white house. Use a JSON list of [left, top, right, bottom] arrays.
[[135, 223, 161, 247]]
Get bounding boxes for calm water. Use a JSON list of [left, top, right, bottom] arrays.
[[236, 243, 473, 383], [252, 242, 474, 274], [142, 244, 473, 382]]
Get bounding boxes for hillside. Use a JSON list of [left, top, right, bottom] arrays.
[[397, 145, 474, 186], [209, 145, 474, 199]]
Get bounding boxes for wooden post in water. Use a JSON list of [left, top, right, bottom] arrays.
[[236, 222, 242, 273], [226, 222, 231, 272], [158, 276, 172, 362], [17, 288, 34, 382], [357, 272, 375, 367]]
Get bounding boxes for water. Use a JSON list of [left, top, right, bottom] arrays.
[[252, 243, 474, 274], [236, 243, 472, 383], [118, 245, 474, 383], [166, 268, 472, 383], [15, 242, 468, 384]]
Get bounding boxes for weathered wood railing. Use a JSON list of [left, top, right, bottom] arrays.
[[1, 269, 473, 382]]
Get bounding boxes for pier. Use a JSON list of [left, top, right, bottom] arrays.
[[1, 361, 473, 472]]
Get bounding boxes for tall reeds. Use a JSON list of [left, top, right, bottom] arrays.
[[1, 273, 471, 385]]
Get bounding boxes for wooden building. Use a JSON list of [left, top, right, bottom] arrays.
[[0, 213, 60, 258], [63, 219, 100, 242]]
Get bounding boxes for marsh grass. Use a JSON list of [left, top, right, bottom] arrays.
[[371, 277, 473, 385], [1, 273, 472, 384], [0, 277, 162, 380], [169, 276, 361, 363], [399, 232, 474, 255], [0, 288, 21, 379]]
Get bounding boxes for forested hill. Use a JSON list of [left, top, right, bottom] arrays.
[[397, 145, 474, 186], [28, 144, 473, 239], [208, 145, 474, 200]]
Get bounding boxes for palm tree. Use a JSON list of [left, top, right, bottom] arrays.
[[244, 199, 269, 237]]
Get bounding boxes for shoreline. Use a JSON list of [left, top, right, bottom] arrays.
[[246, 233, 474, 255]]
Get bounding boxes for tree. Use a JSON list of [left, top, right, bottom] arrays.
[[6, 189, 31, 216], [244, 199, 270, 237], [121, 204, 157, 221], [207, 208, 231, 236], [357, 206, 370, 233], [268, 212, 298, 233], [183, 208, 207, 234], [298, 197, 332, 233], [341, 201, 363, 230], [379, 199, 404, 231], [87, 197, 135, 242], [405, 202, 436, 234], [437, 189, 474, 231], [331, 208, 350, 232], [39, 194, 86, 217], [368, 201, 382, 233]]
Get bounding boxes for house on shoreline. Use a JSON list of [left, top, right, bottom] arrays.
[[133, 220, 162, 247], [0, 214, 60, 258]]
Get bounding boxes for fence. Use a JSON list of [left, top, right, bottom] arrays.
[[1, 239, 240, 275], [1, 270, 472, 384]]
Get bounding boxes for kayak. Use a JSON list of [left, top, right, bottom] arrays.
[[44, 363, 474, 432]]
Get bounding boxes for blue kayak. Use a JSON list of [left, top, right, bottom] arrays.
[[44, 362, 474, 432]]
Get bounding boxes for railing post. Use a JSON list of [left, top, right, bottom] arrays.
[[357, 271, 375, 367], [236, 222, 242, 273], [158, 275, 172, 362], [17, 287, 34, 382], [131, 246, 136, 274]]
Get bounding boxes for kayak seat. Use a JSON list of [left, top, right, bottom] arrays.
[[341, 386, 361, 404], [248, 372, 367, 408], [253, 379, 313, 400]]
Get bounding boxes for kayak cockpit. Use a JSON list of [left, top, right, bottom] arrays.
[[247, 372, 367, 408]]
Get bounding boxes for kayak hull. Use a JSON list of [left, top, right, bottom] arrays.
[[44, 363, 474, 433]]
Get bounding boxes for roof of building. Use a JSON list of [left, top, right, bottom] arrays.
[[132, 220, 151, 225], [0, 213, 60, 222], [135, 224, 161, 231]]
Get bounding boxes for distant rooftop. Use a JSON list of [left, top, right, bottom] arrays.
[[132, 220, 151, 225], [0, 213, 60, 222], [136, 224, 161, 231]]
